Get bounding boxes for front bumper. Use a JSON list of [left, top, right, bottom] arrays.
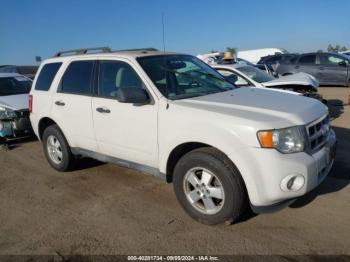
[[231, 129, 337, 209]]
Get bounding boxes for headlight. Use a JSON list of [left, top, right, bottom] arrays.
[[0, 106, 17, 120], [257, 126, 307, 154]]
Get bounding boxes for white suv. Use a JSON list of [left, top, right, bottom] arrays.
[[30, 48, 336, 225]]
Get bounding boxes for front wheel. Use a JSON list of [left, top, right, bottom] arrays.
[[173, 147, 248, 225]]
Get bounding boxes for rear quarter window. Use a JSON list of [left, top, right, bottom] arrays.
[[34, 62, 62, 91], [298, 55, 316, 64]]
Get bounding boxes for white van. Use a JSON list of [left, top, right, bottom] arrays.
[[237, 48, 288, 64]]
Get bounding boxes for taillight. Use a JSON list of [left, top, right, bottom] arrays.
[[29, 95, 33, 113]]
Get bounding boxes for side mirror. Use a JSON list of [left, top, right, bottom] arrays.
[[224, 74, 238, 84], [117, 87, 150, 104]]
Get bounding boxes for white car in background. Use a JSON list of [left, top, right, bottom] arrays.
[[0, 73, 32, 139], [212, 63, 323, 100]]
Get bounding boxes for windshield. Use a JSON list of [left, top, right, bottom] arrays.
[[237, 65, 275, 83], [137, 55, 235, 100], [0, 76, 32, 96]]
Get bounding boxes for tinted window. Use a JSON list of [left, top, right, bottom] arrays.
[[320, 54, 348, 66], [98, 61, 145, 98], [0, 76, 32, 96], [35, 62, 62, 91], [265, 56, 281, 64], [289, 57, 298, 64], [61, 61, 94, 95], [298, 55, 316, 64]]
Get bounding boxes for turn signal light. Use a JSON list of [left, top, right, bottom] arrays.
[[257, 131, 274, 148]]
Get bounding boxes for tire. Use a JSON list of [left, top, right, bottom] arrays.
[[42, 125, 75, 172], [173, 147, 248, 225]]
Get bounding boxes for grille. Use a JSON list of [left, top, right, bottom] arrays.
[[307, 114, 330, 153]]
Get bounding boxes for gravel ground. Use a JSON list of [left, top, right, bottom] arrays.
[[0, 87, 349, 255]]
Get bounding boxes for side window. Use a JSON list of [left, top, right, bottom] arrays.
[[61, 61, 94, 95], [320, 55, 347, 66], [266, 56, 281, 64], [34, 62, 62, 91], [98, 61, 144, 98], [298, 55, 316, 65], [288, 57, 298, 64], [218, 69, 249, 86]]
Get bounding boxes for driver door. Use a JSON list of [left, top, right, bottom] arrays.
[[91, 59, 158, 167]]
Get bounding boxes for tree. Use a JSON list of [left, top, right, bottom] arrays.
[[340, 46, 348, 52], [327, 44, 348, 52]]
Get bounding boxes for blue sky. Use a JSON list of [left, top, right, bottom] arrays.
[[1, 0, 349, 64]]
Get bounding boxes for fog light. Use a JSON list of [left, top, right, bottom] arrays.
[[281, 174, 305, 192]]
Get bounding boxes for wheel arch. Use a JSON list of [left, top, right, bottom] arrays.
[[165, 142, 245, 184], [38, 117, 57, 140]]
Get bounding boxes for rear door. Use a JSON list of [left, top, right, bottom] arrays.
[[318, 54, 348, 85], [296, 54, 319, 79], [51, 59, 97, 151]]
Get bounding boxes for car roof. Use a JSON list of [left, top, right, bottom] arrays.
[[42, 50, 183, 64], [296, 52, 350, 59]]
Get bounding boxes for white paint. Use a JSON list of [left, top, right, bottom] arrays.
[[30, 50, 335, 207]]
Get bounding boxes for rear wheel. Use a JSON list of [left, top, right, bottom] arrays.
[[173, 147, 248, 225], [42, 125, 75, 172]]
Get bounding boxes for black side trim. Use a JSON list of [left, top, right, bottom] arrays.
[[71, 147, 167, 181], [250, 198, 296, 214]]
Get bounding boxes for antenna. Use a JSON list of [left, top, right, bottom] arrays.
[[161, 12, 169, 109], [162, 13, 166, 52]]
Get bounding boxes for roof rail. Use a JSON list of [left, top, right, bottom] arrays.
[[114, 48, 159, 52], [53, 47, 111, 57]]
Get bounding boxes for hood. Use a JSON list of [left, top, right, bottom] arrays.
[[0, 94, 29, 111], [262, 72, 319, 90], [251, 86, 301, 96], [174, 88, 327, 127]]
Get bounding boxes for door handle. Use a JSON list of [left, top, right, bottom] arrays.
[[295, 65, 300, 69], [96, 107, 111, 114], [55, 101, 65, 106], [319, 67, 324, 70]]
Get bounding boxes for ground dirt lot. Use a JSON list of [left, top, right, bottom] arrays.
[[0, 87, 349, 255]]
